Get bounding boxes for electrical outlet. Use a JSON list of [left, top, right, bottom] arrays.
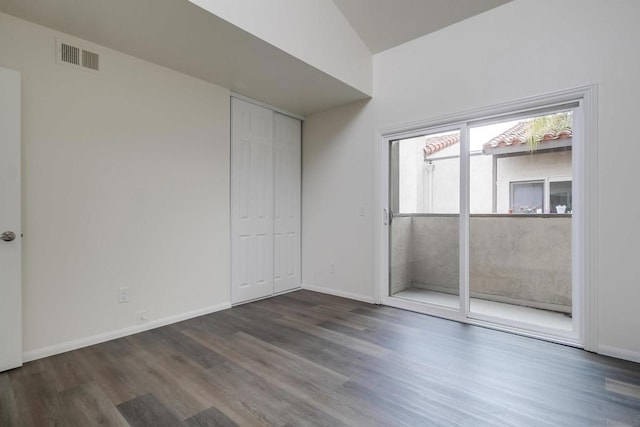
[[136, 311, 148, 324], [330, 263, 335, 274], [117, 287, 129, 304]]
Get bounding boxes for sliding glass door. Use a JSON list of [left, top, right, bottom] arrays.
[[384, 101, 584, 345]]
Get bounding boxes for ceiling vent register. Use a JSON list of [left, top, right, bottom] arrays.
[[57, 39, 99, 72]]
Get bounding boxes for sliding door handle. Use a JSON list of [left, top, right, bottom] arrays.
[[1, 231, 16, 242], [383, 209, 394, 226]]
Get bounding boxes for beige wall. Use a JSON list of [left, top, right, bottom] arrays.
[[0, 12, 231, 357]]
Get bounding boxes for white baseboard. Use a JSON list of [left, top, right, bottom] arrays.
[[598, 345, 640, 364], [231, 287, 302, 307], [273, 286, 302, 297], [22, 302, 232, 363], [301, 283, 376, 304]]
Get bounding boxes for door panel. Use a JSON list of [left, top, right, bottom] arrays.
[[467, 113, 574, 334], [273, 113, 301, 293], [237, 141, 250, 219], [231, 99, 274, 303], [389, 130, 461, 310], [0, 66, 22, 372]]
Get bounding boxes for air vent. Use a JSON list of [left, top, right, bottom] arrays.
[[60, 42, 80, 66], [82, 49, 99, 71], [57, 39, 100, 72]]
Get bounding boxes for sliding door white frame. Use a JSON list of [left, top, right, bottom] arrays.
[[375, 85, 598, 351]]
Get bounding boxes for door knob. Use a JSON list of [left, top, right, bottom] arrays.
[[1, 231, 16, 242]]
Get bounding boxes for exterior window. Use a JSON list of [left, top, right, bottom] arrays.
[[510, 180, 544, 213], [508, 179, 572, 214], [550, 180, 572, 213]]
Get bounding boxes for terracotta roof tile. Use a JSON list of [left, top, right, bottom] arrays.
[[483, 121, 572, 150], [423, 133, 460, 156], [422, 119, 573, 157]]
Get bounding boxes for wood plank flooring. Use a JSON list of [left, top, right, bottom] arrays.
[[1, 290, 640, 426]]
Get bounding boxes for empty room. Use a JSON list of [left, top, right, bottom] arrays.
[[1, 0, 639, 425]]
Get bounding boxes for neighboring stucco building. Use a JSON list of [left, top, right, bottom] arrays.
[[399, 116, 573, 214]]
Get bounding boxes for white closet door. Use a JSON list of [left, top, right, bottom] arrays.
[[0, 66, 22, 372], [231, 98, 274, 304], [273, 113, 301, 293]]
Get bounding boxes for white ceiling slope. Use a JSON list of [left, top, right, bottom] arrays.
[[0, 0, 370, 115], [189, 0, 372, 96], [332, 0, 512, 54]]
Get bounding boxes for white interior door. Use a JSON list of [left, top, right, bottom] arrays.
[[231, 98, 274, 303], [0, 66, 22, 372], [273, 113, 301, 293]]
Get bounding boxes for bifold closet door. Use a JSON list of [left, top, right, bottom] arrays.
[[273, 113, 301, 293], [231, 99, 274, 303]]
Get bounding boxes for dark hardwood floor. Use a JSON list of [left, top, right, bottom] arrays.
[[1, 290, 640, 426]]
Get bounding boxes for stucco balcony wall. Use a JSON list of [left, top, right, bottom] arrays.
[[391, 215, 572, 313]]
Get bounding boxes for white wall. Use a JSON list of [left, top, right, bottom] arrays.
[[303, 0, 640, 360], [397, 136, 423, 213], [0, 12, 231, 357], [470, 155, 493, 213], [189, 0, 372, 96], [302, 99, 375, 302]]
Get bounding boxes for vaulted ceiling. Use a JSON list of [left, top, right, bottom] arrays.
[[0, 0, 512, 115], [332, 0, 512, 53]]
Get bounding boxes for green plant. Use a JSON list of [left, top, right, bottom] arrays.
[[525, 112, 572, 152]]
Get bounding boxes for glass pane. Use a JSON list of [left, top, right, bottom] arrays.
[[511, 181, 544, 214], [397, 131, 460, 214], [390, 130, 460, 309], [468, 112, 573, 332], [550, 181, 572, 213]]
